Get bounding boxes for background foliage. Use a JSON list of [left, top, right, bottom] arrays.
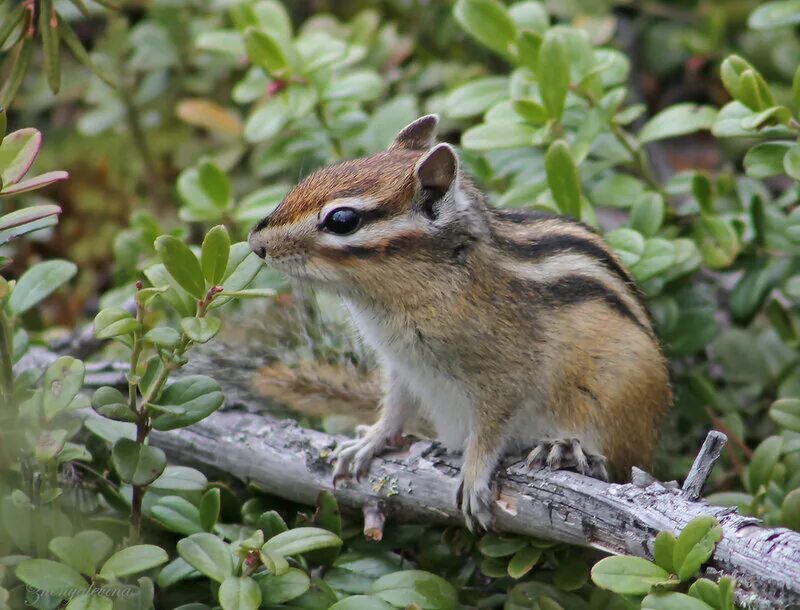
[[1, 0, 800, 609]]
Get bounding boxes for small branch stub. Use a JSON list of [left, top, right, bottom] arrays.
[[363, 500, 387, 541], [682, 430, 728, 500]]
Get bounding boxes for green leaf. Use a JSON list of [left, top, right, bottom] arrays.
[[781, 489, 800, 530], [197, 163, 231, 211], [590, 556, 672, 595], [260, 549, 289, 576], [244, 27, 288, 75], [672, 516, 722, 581], [181, 316, 222, 343], [744, 141, 794, 178], [553, 556, 589, 591], [507, 545, 542, 579], [244, 98, 290, 144], [39, 0, 60, 93], [642, 592, 715, 610], [200, 488, 221, 532], [590, 174, 646, 209], [217, 288, 275, 299], [454, 0, 517, 59], [7, 259, 77, 316], [154, 236, 206, 300], [150, 466, 208, 491], [746, 436, 783, 492], [262, 527, 342, 558], [99, 545, 168, 579], [688, 579, 722, 608], [256, 568, 310, 604], [653, 531, 676, 574], [545, 140, 581, 218], [219, 576, 262, 610], [111, 439, 167, 486], [512, 99, 549, 125], [92, 386, 136, 422], [444, 77, 509, 119], [151, 375, 224, 431], [42, 356, 85, 420], [94, 307, 138, 340], [694, 217, 739, 269], [143, 326, 181, 349], [330, 596, 396, 610], [325, 70, 384, 102], [783, 144, 800, 180], [0, 128, 40, 186], [711, 102, 756, 138], [793, 64, 800, 113], [177, 533, 233, 583], [740, 105, 792, 130], [630, 193, 665, 237], [49, 530, 114, 577], [638, 104, 717, 143], [65, 594, 113, 610], [197, 30, 246, 55], [538, 29, 570, 120], [478, 534, 528, 557], [770, 398, 800, 432], [0, 204, 61, 241], [748, 0, 800, 29], [461, 122, 537, 150], [150, 496, 204, 535], [16, 559, 88, 595], [201, 225, 231, 285], [157, 557, 200, 589], [606, 228, 645, 267], [630, 238, 675, 281], [371, 570, 457, 610]]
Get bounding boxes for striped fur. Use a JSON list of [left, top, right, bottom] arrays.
[[249, 115, 671, 529]]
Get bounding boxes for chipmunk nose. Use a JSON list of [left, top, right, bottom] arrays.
[[248, 229, 268, 259]]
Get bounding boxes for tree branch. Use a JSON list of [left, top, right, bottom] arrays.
[[138, 408, 800, 610]]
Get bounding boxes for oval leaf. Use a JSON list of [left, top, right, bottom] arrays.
[[8, 259, 77, 316], [154, 236, 206, 300]]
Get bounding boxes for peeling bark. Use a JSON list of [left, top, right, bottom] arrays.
[[139, 408, 800, 610]]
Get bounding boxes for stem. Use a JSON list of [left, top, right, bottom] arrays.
[[127, 288, 211, 543], [0, 308, 14, 409], [573, 87, 667, 196]]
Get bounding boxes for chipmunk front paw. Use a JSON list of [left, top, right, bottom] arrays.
[[333, 427, 394, 483], [525, 438, 609, 481], [455, 473, 496, 532]]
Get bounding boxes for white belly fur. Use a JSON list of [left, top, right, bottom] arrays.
[[344, 300, 603, 456]]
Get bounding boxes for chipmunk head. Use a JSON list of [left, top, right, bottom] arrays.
[[248, 115, 488, 291]]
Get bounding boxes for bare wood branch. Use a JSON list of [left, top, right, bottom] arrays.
[[136, 408, 800, 610], [363, 500, 386, 541], [682, 431, 728, 500]]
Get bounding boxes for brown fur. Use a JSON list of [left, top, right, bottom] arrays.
[[249, 115, 672, 528], [262, 151, 423, 229]]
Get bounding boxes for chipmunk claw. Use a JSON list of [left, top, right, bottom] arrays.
[[525, 438, 609, 481], [456, 474, 495, 532], [332, 432, 390, 483]]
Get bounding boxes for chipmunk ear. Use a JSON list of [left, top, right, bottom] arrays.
[[415, 143, 457, 192], [390, 114, 439, 151]]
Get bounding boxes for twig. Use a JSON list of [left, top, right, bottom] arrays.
[[363, 500, 386, 541], [682, 431, 728, 500]]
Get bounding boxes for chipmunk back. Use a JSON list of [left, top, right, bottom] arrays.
[[249, 115, 671, 530]]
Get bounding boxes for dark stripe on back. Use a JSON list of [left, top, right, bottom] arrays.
[[511, 275, 648, 332], [490, 210, 642, 301]]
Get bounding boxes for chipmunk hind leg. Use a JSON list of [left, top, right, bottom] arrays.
[[525, 437, 609, 481]]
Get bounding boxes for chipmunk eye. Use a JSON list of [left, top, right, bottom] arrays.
[[321, 207, 361, 235]]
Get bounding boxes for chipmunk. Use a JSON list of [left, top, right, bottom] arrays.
[[248, 115, 671, 530]]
